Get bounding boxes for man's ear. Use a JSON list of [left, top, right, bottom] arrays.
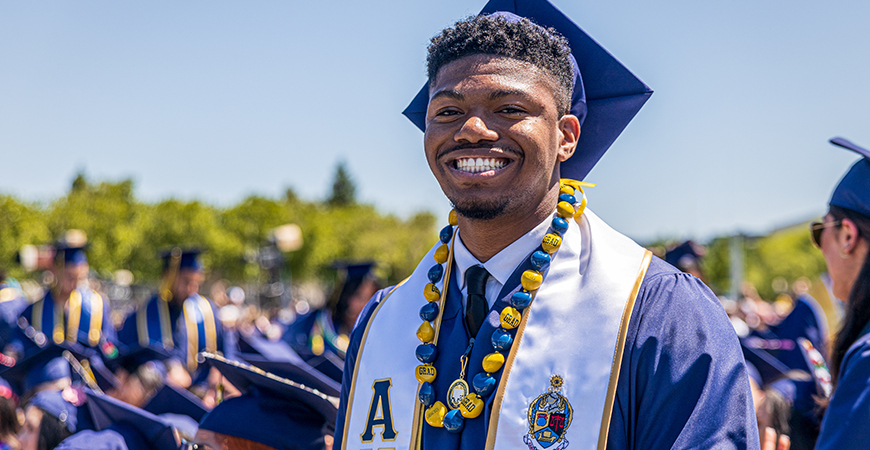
[[557, 114, 580, 162], [841, 219, 861, 255]]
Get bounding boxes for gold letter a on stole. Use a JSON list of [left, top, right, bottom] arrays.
[[360, 379, 397, 443]]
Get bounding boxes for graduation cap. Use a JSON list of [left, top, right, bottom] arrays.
[[143, 383, 209, 423], [55, 230, 89, 265], [109, 345, 172, 378], [235, 332, 341, 397], [159, 247, 204, 273], [0, 342, 77, 396], [28, 387, 87, 434], [829, 137, 870, 219], [83, 389, 177, 450], [665, 241, 704, 270], [741, 338, 791, 386], [197, 353, 338, 450], [402, 0, 652, 180]]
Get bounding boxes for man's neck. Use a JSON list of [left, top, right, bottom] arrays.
[[457, 188, 559, 262]]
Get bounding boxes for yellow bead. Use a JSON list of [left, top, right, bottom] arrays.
[[560, 185, 575, 196], [459, 393, 484, 418], [541, 233, 562, 254], [434, 244, 449, 264], [448, 210, 458, 226], [415, 364, 437, 383], [416, 321, 435, 343], [482, 352, 506, 373], [423, 283, 441, 302], [500, 307, 522, 329], [557, 201, 575, 218], [521, 270, 543, 291], [425, 401, 447, 427]]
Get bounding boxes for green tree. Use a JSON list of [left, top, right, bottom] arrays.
[[327, 161, 356, 207]]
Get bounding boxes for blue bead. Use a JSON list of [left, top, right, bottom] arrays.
[[472, 372, 497, 397], [419, 381, 435, 406], [559, 194, 576, 205], [443, 409, 464, 433], [428, 264, 444, 283], [439, 225, 454, 244], [510, 291, 532, 310], [551, 216, 569, 235], [419, 302, 440, 322], [491, 327, 513, 351], [530, 250, 551, 271], [416, 343, 437, 363]]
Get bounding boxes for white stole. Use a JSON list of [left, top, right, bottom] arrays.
[[342, 210, 651, 450]]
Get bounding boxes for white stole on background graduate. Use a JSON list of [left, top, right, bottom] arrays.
[[341, 210, 651, 450]]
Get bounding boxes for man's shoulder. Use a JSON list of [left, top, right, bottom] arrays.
[[637, 256, 724, 315]]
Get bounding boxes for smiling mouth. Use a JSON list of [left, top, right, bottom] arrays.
[[453, 157, 510, 174]]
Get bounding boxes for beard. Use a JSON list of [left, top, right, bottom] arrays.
[[449, 195, 509, 221]]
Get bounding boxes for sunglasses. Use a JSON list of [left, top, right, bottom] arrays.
[[810, 220, 842, 248]]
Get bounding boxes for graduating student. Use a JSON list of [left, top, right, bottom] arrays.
[[335, 1, 763, 449], [811, 137, 870, 449], [17, 233, 114, 354], [117, 248, 224, 385]]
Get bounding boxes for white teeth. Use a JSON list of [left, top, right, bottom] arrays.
[[455, 157, 507, 173]]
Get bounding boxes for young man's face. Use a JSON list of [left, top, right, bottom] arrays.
[[172, 269, 204, 302], [424, 54, 578, 221]]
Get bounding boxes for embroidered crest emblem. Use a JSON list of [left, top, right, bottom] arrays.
[[524, 375, 572, 450]]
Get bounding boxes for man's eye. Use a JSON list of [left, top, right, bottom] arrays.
[[436, 109, 461, 117], [498, 106, 526, 114]]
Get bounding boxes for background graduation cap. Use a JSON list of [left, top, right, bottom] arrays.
[[741, 339, 792, 386], [54, 230, 89, 265], [235, 332, 341, 397], [829, 137, 870, 218], [665, 241, 704, 270], [197, 353, 337, 450], [402, 0, 653, 181], [28, 387, 88, 434], [159, 247, 204, 273], [0, 341, 81, 396], [143, 383, 209, 423], [82, 389, 177, 450], [108, 344, 172, 377]]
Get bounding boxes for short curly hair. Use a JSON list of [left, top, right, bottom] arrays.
[[427, 14, 574, 115]]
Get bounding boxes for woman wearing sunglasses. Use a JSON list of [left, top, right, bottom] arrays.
[[812, 137, 870, 449]]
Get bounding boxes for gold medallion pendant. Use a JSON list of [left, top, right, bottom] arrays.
[[446, 379, 470, 410]]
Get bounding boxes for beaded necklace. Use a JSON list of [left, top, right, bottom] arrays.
[[414, 179, 592, 433]]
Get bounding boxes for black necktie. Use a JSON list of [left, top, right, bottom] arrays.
[[465, 265, 490, 337]]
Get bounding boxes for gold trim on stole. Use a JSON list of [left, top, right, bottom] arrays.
[[66, 290, 82, 343], [340, 279, 409, 450], [88, 292, 104, 346], [596, 249, 652, 450]]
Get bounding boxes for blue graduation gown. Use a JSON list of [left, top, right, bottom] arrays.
[[334, 257, 759, 449], [117, 294, 224, 373], [17, 288, 114, 351], [815, 331, 870, 449]]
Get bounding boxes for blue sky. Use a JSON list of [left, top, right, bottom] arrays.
[[1, 1, 868, 242]]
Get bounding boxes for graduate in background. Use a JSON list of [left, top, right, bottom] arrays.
[[282, 262, 380, 382], [16, 231, 114, 355], [0, 268, 29, 349], [812, 138, 870, 449], [17, 387, 87, 450], [0, 378, 19, 450], [117, 248, 224, 388]]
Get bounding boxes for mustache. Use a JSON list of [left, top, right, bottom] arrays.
[[437, 142, 523, 160]]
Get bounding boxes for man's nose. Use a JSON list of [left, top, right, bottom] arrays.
[[454, 115, 498, 143]]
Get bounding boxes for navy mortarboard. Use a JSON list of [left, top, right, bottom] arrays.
[[829, 137, 870, 218], [143, 383, 209, 423], [71, 389, 177, 450], [20, 386, 90, 450], [193, 353, 337, 450], [336, 0, 759, 449], [402, 0, 652, 181], [0, 340, 83, 397]]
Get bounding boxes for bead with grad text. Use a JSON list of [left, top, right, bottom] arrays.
[[460, 393, 484, 418], [415, 364, 437, 383], [542, 234, 562, 254], [425, 401, 447, 427], [482, 352, 506, 373], [434, 244, 449, 264], [521, 270, 543, 291], [423, 283, 440, 302], [500, 307, 522, 330], [416, 321, 435, 343]]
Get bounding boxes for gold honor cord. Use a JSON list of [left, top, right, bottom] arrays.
[[62, 350, 102, 394], [140, 248, 182, 349], [66, 290, 82, 343], [182, 296, 217, 371], [65, 289, 102, 346], [183, 299, 199, 371], [88, 292, 103, 346]]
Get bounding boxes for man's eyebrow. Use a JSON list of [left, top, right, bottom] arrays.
[[429, 89, 464, 102], [489, 89, 531, 101]]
